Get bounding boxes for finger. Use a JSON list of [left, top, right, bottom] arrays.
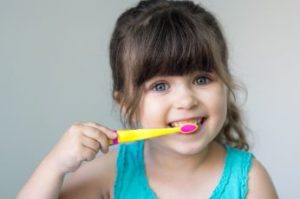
[[81, 135, 100, 152], [81, 127, 110, 153], [80, 145, 97, 162], [83, 122, 117, 139]]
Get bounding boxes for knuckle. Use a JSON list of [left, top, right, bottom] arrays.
[[69, 123, 82, 132], [85, 122, 96, 126]]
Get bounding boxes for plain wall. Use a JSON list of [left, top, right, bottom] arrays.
[[1, 0, 299, 198]]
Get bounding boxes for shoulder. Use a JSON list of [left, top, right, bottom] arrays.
[[247, 158, 278, 199], [59, 150, 118, 199]]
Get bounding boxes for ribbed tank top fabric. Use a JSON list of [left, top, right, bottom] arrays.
[[114, 141, 253, 199]]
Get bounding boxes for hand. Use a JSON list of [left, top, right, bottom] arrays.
[[45, 122, 117, 175]]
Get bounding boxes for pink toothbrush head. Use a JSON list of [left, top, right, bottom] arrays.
[[179, 123, 198, 134]]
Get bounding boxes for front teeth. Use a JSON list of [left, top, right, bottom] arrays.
[[169, 118, 202, 127]]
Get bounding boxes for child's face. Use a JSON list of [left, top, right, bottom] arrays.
[[138, 71, 228, 154]]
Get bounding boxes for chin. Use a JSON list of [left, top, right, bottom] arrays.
[[169, 140, 209, 156]]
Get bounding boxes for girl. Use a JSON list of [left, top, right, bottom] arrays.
[[18, 0, 278, 198]]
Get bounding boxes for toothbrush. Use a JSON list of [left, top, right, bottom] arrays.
[[109, 123, 198, 145]]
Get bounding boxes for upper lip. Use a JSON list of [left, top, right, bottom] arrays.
[[168, 116, 205, 125]]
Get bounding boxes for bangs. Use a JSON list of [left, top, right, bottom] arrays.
[[124, 9, 221, 87]]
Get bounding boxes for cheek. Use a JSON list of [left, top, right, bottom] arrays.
[[199, 83, 227, 128], [138, 96, 168, 128], [209, 85, 228, 128]]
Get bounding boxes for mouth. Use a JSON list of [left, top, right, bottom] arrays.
[[168, 117, 206, 128]]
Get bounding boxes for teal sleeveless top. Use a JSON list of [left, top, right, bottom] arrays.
[[114, 141, 253, 199]]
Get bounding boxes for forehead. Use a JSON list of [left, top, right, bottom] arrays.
[[122, 8, 224, 88]]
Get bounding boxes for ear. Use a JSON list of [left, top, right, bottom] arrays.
[[113, 91, 139, 126], [113, 91, 123, 107]]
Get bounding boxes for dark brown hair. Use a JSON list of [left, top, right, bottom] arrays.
[[109, 0, 249, 150]]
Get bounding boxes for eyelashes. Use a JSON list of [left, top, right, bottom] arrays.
[[151, 81, 169, 92], [149, 74, 212, 92], [193, 75, 211, 85]]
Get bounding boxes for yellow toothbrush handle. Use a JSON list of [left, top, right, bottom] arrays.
[[109, 127, 180, 145]]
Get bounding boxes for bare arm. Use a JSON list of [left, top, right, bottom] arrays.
[[17, 122, 117, 199], [247, 158, 278, 199], [17, 155, 65, 199], [59, 150, 117, 199]]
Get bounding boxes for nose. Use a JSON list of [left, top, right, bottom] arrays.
[[173, 86, 199, 110]]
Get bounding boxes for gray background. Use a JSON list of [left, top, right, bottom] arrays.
[[1, 0, 299, 198]]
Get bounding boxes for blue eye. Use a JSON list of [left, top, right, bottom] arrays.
[[152, 82, 169, 92], [194, 76, 211, 85]]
